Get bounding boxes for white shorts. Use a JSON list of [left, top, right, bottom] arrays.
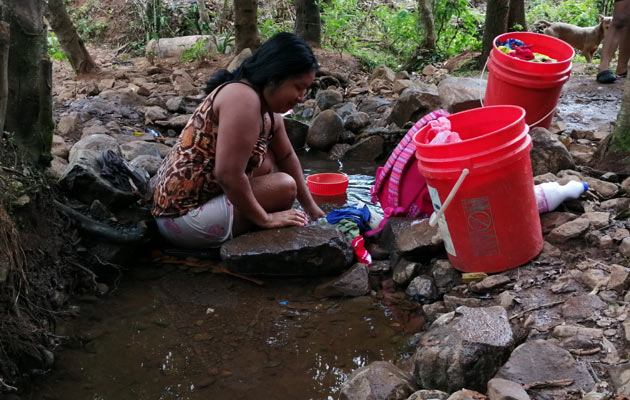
[[155, 194, 234, 248]]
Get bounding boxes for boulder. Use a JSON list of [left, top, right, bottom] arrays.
[[220, 224, 354, 276], [339, 361, 417, 400]]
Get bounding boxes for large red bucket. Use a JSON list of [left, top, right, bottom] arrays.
[[485, 32, 574, 129], [413, 106, 542, 273]]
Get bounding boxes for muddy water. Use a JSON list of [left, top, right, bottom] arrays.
[[29, 154, 417, 400]]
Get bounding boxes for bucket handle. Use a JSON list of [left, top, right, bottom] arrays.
[[429, 168, 469, 227], [479, 58, 558, 129]]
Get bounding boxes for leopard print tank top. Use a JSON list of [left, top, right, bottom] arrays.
[[152, 81, 274, 218]]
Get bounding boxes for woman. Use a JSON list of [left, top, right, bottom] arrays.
[[596, 0, 630, 83], [152, 32, 325, 248]]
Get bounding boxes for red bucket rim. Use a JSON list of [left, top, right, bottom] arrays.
[[413, 105, 526, 151], [492, 31, 575, 65]]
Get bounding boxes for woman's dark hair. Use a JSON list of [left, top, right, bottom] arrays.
[[205, 32, 319, 94]]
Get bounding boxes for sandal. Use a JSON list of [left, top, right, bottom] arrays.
[[597, 70, 617, 83], [618, 71, 628, 78]]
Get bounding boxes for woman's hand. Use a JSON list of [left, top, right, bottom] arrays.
[[262, 209, 309, 229], [304, 204, 325, 221]]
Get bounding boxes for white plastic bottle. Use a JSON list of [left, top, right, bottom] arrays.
[[534, 181, 589, 213]]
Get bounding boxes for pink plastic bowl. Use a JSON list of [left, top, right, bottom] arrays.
[[306, 173, 349, 196]]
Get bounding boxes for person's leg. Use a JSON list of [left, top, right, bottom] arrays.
[[615, 4, 630, 75], [598, 0, 629, 82], [232, 172, 298, 235]]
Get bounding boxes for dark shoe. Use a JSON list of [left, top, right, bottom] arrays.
[[618, 71, 628, 78], [597, 70, 617, 83]]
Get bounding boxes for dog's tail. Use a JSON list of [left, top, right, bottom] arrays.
[[532, 19, 553, 33]]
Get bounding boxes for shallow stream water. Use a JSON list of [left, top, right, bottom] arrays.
[[28, 152, 417, 400]]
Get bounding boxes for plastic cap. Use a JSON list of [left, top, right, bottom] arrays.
[[582, 181, 589, 191]]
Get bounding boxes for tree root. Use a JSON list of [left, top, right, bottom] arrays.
[[53, 200, 147, 243]]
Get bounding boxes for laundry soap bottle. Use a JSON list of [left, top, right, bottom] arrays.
[[534, 181, 589, 213]]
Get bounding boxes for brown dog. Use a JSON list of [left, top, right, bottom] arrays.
[[541, 15, 612, 62]]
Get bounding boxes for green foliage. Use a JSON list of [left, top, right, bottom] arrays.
[[212, 34, 235, 54], [259, 17, 293, 41], [67, 1, 107, 41], [46, 32, 67, 61], [527, 0, 601, 26], [180, 39, 212, 63], [318, 0, 482, 70]]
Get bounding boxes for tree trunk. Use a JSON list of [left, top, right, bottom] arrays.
[[197, 0, 211, 33], [294, 0, 321, 46], [234, 0, 259, 53], [4, 0, 54, 165], [418, 0, 436, 51], [595, 77, 630, 173], [507, 0, 527, 31], [46, 0, 98, 75], [0, 22, 9, 139], [480, 0, 510, 67]]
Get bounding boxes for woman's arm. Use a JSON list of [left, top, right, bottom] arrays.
[[214, 85, 309, 229], [270, 113, 325, 220]]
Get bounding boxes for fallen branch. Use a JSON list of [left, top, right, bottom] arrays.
[[523, 378, 574, 390], [0, 378, 18, 392], [509, 300, 565, 320], [154, 254, 264, 286], [53, 200, 147, 243], [569, 347, 600, 356]]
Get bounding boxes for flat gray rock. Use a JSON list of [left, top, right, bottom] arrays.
[[220, 224, 354, 276]]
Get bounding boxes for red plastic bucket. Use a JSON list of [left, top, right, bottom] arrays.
[[413, 106, 542, 273], [485, 32, 574, 129]]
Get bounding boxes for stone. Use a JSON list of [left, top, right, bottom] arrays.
[[546, 217, 590, 243], [47, 156, 68, 180], [408, 389, 449, 400], [339, 361, 417, 400], [81, 124, 110, 139], [380, 218, 442, 262], [343, 112, 370, 132], [146, 35, 216, 60], [51, 135, 70, 159], [220, 224, 354, 276], [430, 259, 461, 293], [619, 237, 630, 257], [370, 65, 396, 82], [608, 264, 630, 291], [387, 85, 441, 128], [437, 77, 484, 113], [314, 263, 370, 297], [494, 340, 595, 395], [306, 110, 343, 151], [584, 177, 618, 199], [422, 302, 447, 322], [68, 133, 121, 163], [606, 363, 630, 395], [486, 378, 530, 400], [405, 275, 438, 301], [621, 176, 630, 194], [445, 390, 486, 400], [119, 140, 163, 161], [469, 275, 511, 292], [165, 96, 184, 112], [315, 89, 343, 111], [539, 212, 578, 234], [577, 269, 610, 290], [143, 105, 169, 124], [561, 294, 607, 320], [582, 211, 610, 229], [392, 258, 422, 286], [443, 294, 481, 311], [393, 79, 415, 94], [56, 114, 81, 137], [227, 48, 252, 71], [283, 118, 309, 150], [155, 114, 192, 130], [497, 291, 515, 310], [343, 135, 383, 160], [130, 155, 162, 177], [413, 306, 513, 392], [529, 127, 575, 176], [600, 198, 630, 214]]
